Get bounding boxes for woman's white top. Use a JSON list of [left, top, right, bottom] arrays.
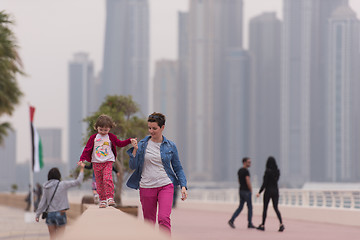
[[140, 139, 172, 188]]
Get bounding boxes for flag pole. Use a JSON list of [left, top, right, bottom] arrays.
[[29, 105, 35, 214], [29, 157, 34, 213]]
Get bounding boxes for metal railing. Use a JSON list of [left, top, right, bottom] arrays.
[[186, 188, 360, 210]]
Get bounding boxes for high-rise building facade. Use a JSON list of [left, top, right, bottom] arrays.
[[68, 53, 94, 168], [327, 4, 360, 182], [309, 0, 348, 182], [222, 49, 251, 182], [281, 0, 347, 186], [186, 0, 244, 182], [248, 12, 282, 184], [152, 60, 178, 140], [102, 0, 149, 115], [176, 11, 190, 174]]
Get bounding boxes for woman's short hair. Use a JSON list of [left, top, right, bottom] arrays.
[[148, 112, 166, 127], [48, 168, 61, 181]]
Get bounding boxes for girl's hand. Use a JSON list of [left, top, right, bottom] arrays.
[[181, 187, 188, 201], [35, 217, 39, 222]]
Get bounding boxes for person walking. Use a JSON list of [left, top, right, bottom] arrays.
[[35, 163, 85, 240], [24, 184, 33, 211], [34, 183, 43, 211], [256, 156, 285, 232], [126, 112, 188, 234], [228, 157, 255, 229]]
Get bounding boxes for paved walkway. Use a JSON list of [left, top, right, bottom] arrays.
[[0, 206, 48, 240], [1, 199, 360, 240], [171, 204, 360, 240]]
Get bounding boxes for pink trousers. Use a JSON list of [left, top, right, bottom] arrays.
[[93, 162, 114, 201], [139, 184, 174, 233]]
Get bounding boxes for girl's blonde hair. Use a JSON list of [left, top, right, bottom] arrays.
[[94, 114, 116, 129]]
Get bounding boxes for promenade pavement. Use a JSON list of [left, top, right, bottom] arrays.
[[1, 196, 360, 240], [0, 205, 48, 240], [171, 202, 360, 240]]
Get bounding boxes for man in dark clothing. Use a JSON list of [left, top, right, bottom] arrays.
[[228, 157, 255, 229], [34, 183, 43, 211]]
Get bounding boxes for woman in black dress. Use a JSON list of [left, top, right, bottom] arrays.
[[256, 156, 284, 232]]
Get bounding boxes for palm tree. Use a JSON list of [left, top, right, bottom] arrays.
[[0, 11, 24, 144]]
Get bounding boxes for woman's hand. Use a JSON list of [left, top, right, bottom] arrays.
[[181, 187, 188, 201], [131, 138, 138, 157], [130, 138, 138, 150], [35, 217, 39, 222], [256, 193, 260, 198]]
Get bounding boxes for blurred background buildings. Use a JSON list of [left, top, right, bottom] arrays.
[[2, 0, 360, 191]]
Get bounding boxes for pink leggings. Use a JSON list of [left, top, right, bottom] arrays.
[[93, 162, 114, 201], [139, 184, 174, 233]]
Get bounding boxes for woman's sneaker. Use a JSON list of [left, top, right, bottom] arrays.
[[107, 198, 116, 207], [256, 224, 265, 231], [279, 224, 285, 232]]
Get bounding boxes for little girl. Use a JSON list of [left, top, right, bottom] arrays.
[[78, 114, 136, 208]]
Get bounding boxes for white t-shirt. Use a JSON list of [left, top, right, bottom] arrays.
[[140, 139, 172, 188], [91, 133, 115, 163]]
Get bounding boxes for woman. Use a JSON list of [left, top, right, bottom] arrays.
[[256, 156, 285, 232], [35, 163, 85, 239], [126, 112, 188, 234]]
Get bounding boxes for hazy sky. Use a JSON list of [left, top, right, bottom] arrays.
[[1, 0, 359, 164]]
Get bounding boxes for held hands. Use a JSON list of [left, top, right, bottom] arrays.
[[77, 161, 85, 171], [181, 187, 188, 201], [130, 138, 138, 149]]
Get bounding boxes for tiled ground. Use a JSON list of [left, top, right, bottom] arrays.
[[0, 206, 48, 240], [2, 197, 360, 240]]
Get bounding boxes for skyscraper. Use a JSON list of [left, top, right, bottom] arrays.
[[152, 60, 178, 140], [309, 0, 348, 182], [327, 4, 360, 182], [223, 49, 251, 181], [176, 11, 190, 174], [281, 0, 347, 186], [186, 0, 244, 181], [213, 0, 244, 182], [68, 52, 94, 168], [248, 12, 282, 183], [102, 0, 149, 115]]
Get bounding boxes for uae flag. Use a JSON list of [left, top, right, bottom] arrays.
[[30, 106, 44, 172]]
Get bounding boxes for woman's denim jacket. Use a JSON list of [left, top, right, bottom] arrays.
[[126, 135, 187, 190]]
